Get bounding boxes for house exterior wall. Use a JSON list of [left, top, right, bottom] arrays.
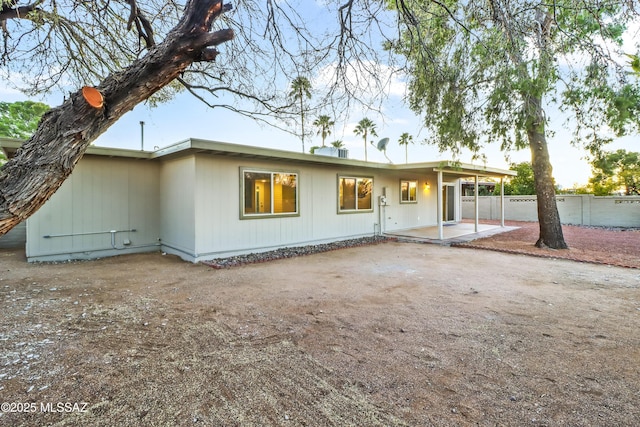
[[378, 171, 438, 230], [159, 156, 197, 259], [160, 154, 439, 262], [0, 221, 26, 249], [26, 156, 161, 261], [17, 139, 496, 263]]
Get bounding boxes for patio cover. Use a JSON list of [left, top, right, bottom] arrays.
[[391, 161, 517, 240]]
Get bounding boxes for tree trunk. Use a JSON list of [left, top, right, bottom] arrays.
[[0, 0, 234, 237], [527, 96, 568, 249], [300, 97, 305, 153], [364, 131, 368, 162]]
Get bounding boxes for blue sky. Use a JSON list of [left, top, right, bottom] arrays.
[[1, 0, 638, 189], [5, 80, 635, 189]]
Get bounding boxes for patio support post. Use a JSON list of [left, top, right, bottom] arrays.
[[437, 170, 443, 240], [500, 177, 505, 227], [474, 174, 479, 232]]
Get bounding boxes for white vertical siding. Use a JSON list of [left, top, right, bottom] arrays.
[[26, 156, 161, 261], [379, 171, 438, 232], [193, 155, 237, 254], [18, 140, 509, 264], [24, 149, 446, 263], [159, 156, 196, 258], [185, 155, 441, 261], [0, 221, 26, 249]]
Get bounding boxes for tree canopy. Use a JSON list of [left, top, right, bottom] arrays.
[[397, 132, 413, 164], [388, 0, 640, 155], [589, 150, 640, 196], [0, 101, 50, 140], [0, 0, 403, 235], [387, 0, 640, 248], [1, 0, 639, 245], [313, 115, 334, 148], [502, 162, 537, 196], [353, 118, 378, 162], [289, 77, 312, 152], [1, 1, 399, 127]]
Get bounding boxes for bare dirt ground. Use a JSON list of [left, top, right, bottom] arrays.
[[1, 223, 639, 426]]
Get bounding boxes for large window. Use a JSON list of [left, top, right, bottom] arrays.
[[338, 176, 373, 213], [400, 180, 418, 203], [242, 169, 298, 218]]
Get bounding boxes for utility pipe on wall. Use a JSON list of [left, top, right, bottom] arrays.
[[43, 229, 137, 238]]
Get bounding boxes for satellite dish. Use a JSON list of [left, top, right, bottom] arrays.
[[371, 137, 393, 163], [376, 138, 389, 151]]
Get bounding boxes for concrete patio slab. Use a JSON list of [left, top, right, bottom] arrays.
[[384, 222, 519, 245]]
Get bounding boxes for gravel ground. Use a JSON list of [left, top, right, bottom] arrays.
[[202, 236, 391, 268]]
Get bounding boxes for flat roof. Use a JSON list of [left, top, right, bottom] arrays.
[[153, 139, 516, 178], [0, 137, 151, 160], [1, 137, 516, 178]]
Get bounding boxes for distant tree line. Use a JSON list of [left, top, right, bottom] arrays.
[[0, 101, 50, 165], [491, 154, 639, 196]]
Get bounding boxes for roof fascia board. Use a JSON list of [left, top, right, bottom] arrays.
[[2, 136, 515, 177], [433, 166, 517, 178], [158, 138, 391, 169], [1, 137, 151, 160]]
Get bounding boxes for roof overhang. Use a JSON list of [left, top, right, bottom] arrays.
[[0, 138, 24, 158], [1, 137, 516, 179], [152, 138, 394, 169], [0, 138, 151, 160], [152, 139, 516, 178]]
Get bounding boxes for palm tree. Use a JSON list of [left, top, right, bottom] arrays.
[[331, 140, 344, 148], [313, 115, 334, 147], [398, 132, 414, 164], [288, 76, 312, 153], [353, 118, 377, 161]]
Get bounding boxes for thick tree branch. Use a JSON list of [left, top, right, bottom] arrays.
[[0, 0, 234, 235], [126, 0, 156, 48], [0, 3, 39, 22]]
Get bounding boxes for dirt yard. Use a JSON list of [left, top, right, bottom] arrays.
[[1, 225, 639, 426]]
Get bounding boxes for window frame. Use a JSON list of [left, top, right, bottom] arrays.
[[240, 167, 300, 219], [337, 175, 374, 214], [399, 179, 418, 204]]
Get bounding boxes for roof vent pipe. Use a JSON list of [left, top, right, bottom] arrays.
[[140, 121, 145, 151]]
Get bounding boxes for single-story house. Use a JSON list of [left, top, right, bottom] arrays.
[[1, 138, 515, 262]]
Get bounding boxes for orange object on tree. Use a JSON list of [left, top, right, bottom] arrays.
[[82, 86, 104, 108]]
